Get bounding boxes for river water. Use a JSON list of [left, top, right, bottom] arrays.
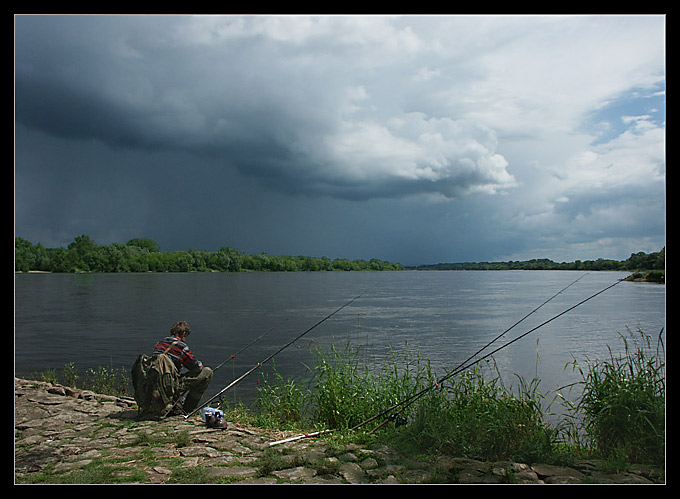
[[14, 271, 665, 413]]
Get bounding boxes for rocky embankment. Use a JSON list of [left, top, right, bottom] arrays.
[[14, 378, 664, 484]]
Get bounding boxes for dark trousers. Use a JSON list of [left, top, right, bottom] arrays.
[[180, 367, 213, 411]]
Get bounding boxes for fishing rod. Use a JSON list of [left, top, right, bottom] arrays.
[[353, 272, 589, 430], [269, 274, 605, 445], [354, 277, 621, 433], [162, 320, 286, 418], [185, 294, 362, 419]]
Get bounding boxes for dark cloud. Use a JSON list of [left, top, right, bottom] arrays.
[[15, 15, 516, 202], [14, 15, 665, 263]]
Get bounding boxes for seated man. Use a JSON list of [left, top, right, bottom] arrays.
[[153, 320, 213, 413]]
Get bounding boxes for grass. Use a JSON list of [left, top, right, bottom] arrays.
[[36, 361, 129, 397], [219, 340, 557, 463], [30, 328, 665, 469], [19, 459, 149, 484], [561, 328, 665, 466], [232, 328, 665, 467], [391, 366, 555, 463]]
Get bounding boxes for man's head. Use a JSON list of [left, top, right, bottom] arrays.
[[170, 321, 191, 340]]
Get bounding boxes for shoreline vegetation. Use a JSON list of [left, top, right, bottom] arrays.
[[409, 248, 664, 278], [26, 329, 665, 482], [14, 236, 664, 281], [14, 235, 403, 273]]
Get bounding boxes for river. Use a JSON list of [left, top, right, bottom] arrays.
[[14, 270, 665, 413]]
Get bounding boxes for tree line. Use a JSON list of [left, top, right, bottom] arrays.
[[14, 235, 405, 273], [411, 247, 665, 272], [14, 235, 664, 275]]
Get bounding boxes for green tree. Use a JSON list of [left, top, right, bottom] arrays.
[[48, 247, 78, 272], [67, 235, 98, 271], [124, 245, 150, 272], [188, 248, 210, 272], [97, 244, 128, 272], [126, 238, 161, 253], [14, 237, 33, 272], [209, 247, 242, 272], [68, 234, 97, 255]]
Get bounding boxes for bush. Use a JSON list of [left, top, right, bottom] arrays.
[[310, 342, 436, 431]]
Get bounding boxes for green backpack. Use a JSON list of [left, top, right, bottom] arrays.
[[131, 341, 181, 418]]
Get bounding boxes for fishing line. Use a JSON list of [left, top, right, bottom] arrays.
[[350, 273, 587, 430], [185, 294, 362, 419], [442, 272, 588, 387], [162, 319, 288, 418], [270, 274, 606, 445], [354, 277, 621, 433], [213, 318, 289, 374]]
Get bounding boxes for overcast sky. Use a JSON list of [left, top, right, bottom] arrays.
[[14, 14, 665, 265]]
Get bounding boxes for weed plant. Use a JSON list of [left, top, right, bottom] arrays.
[[251, 341, 555, 463], [561, 328, 665, 465], [310, 342, 437, 430], [36, 362, 129, 397], [392, 365, 555, 462], [253, 366, 309, 429], [250, 329, 665, 466]]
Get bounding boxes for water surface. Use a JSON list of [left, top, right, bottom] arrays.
[[15, 271, 665, 409]]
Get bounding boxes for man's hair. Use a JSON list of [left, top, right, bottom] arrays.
[[170, 321, 191, 337]]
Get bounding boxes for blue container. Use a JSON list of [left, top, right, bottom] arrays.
[[200, 407, 224, 422]]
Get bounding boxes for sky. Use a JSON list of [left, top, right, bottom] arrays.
[[14, 14, 666, 266]]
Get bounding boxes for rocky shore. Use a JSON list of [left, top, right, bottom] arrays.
[[14, 378, 664, 484]]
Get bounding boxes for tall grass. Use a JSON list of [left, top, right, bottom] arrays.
[[251, 329, 665, 466], [253, 342, 437, 431], [562, 328, 665, 465], [254, 365, 308, 428], [31, 327, 665, 467], [311, 342, 437, 430], [388, 364, 554, 462], [35, 362, 129, 397], [252, 341, 555, 462]]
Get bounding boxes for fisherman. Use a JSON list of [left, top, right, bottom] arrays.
[[153, 320, 213, 413]]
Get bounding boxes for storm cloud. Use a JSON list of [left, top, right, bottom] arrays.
[[14, 15, 665, 264], [15, 15, 516, 201]]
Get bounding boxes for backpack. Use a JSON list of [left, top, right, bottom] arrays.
[[131, 341, 181, 418]]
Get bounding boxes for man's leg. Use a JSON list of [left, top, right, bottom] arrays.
[[181, 367, 213, 412]]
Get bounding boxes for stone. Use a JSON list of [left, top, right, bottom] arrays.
[[206, 466, 258, 480], [515, 469, 540, 482], [340, 462, 366, 484], [240, 477, 279, 484], [272, 466, 317, 482], [53, 459, 93, 472], [179, 446, 221, 458], [531, 463, 584, 480], [360, 457, 379, 470]]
